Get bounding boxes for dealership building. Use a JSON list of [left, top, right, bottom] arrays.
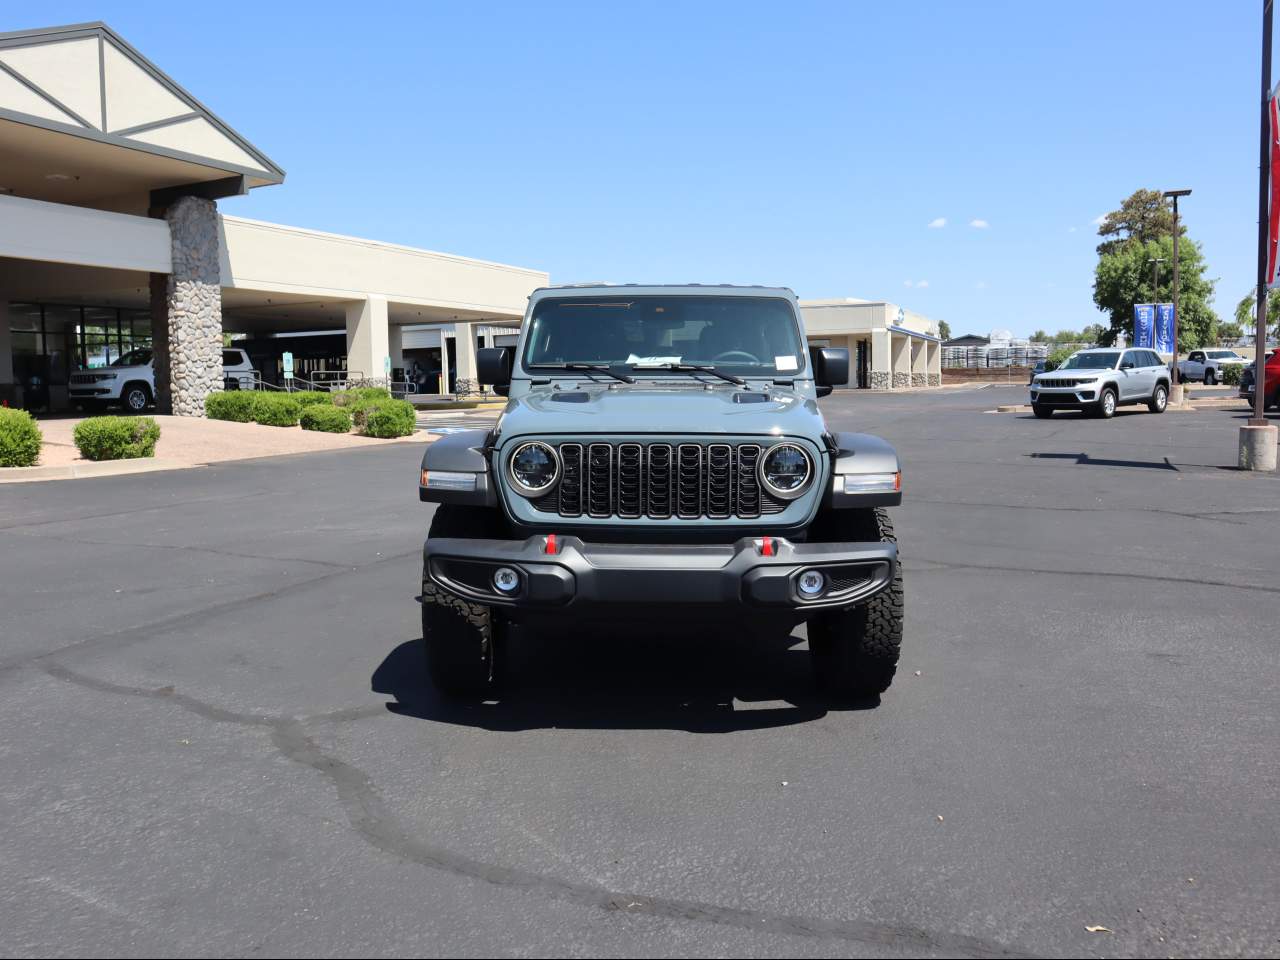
[[1, 21, 941, 411]]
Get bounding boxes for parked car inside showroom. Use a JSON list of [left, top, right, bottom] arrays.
[[69, 347, 257, 412]]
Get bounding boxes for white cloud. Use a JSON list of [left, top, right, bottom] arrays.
[[927, 217, 947, 229], [1068, 226, 1077, 233], [974, 280, 987, 290], [969, 218, 990, 229], [916, 280, 929, 288], [903, 279, 929, 288]]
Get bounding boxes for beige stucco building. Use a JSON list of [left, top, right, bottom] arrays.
[[0, 21, 547, 412], [800, 299, 942, 389]]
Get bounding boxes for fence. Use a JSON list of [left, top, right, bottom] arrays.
[[941, 342, 1092, 369]]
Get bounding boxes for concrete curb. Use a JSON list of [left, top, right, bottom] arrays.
[[0, 457, 192, 483]]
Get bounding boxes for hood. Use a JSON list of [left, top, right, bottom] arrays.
[[496, 383, 826, 440]]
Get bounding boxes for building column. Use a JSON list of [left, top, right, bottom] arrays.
[[891, 333, 911, 389], [911, 338, 927, 387], [345, 294, 389, 382], [928, 341, 941, 386], [388, 324, 404, 374], [439, 333, 452, 395], [453, 321, 477, 396], [0, 299, 13, 388], [870, 328, 892, 390], [148, 196, 223, 416]]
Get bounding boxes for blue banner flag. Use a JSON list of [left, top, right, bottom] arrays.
[[1133, 304, 1155, 349], [1154, 304, 1174, 354]]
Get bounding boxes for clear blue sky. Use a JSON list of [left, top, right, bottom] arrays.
[[16, 1, 1268, 336]]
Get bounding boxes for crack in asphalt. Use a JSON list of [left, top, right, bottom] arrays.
[[37, 661, 1035, 959], [0, 547, 421, 678], [906, 558, 1280, 594]]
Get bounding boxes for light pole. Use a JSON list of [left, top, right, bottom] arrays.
[[1163, 189, 1192, 403]]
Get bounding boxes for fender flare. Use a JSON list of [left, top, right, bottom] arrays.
[[419, 429, 497, 506], [825, 432, 902, 508]]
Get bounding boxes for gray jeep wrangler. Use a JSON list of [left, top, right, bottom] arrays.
[[418, 285, 904, 699]]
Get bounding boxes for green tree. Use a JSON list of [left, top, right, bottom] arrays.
[[1053, 328, 1082, 343], [1233, 288, 1280, 340], [1093, 234, 1217, 349], [937, 319, 952, 340], [1095, 188, 1180, 257], [1217, 321, 1244, 343], [1081, 323, 1107, 344], [1029, 329, 1049, 342]]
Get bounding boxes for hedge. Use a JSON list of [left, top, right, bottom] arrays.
[[332, 386, 391, 407], [0, 407, 42, 467], [205, 390, 256, 422], [73, 416, 160, 461], [1222, 364, 1243, 386], [362, 398, 416, 438], [251, 392, 302, 427], [300, 404, 352, 433], [289, 390, 334, 407]]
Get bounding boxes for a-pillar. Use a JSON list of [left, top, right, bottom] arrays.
[[345, 295, 389, 382], [891, 333, 911, 389], [453, 321, 477, 396], [870, 328, 892, 390], [149, 195, 223, 416], [927, 340, 941, 386]]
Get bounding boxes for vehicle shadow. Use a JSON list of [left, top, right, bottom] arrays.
[[1027, 452, 1178, 470], [371, 627, 875, 732]]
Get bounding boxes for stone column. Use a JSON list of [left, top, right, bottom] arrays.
[[910, 338, 927, 387], [345, 295, 389, 382], [453, 321, 477, 396], [870, 328, 892, 390], [891, 333, 911, 389], [149, 196, 223, 416], [927, 340, 941, 386]]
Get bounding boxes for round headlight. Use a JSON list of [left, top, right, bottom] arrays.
[[508, 441, 559, 495], [758, 442, 812, 499]]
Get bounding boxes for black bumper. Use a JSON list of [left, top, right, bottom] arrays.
[[423, 534, 896, 615]]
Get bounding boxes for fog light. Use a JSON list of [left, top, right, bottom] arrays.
[[492, 567, 520, 593], [797, 569, 826, 598]]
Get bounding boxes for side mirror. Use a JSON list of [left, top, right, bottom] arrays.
[[477, 347, 512, 388], [809, 346, 849, 389], [1120, 360, 1135, 370]]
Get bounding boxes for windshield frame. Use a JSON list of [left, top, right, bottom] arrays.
[[1057, 351, 1120, 371], [518, 294, 809, 381]]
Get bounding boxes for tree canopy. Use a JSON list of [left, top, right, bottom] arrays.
[[937, 319, 952, 341], [1092, 189, 1217, 349], [1233, 288, 1280, 340]]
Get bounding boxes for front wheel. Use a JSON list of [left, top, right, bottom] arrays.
[[808, 507, 904, 700], [120, 383, 151, 412], [1204, 369, 1216, 386], [421, 504, 506, 697], [1095, 387, 1117, 419], [1148, 382, 1168, 414]]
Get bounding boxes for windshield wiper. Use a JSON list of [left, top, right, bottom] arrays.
[[630, 362, 747, 386], [528, 362, 635, 384]]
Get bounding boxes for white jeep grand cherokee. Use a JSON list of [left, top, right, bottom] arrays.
[[69, 347, 257, 412]]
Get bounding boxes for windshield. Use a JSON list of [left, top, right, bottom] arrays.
[[522, 295, 806, 377], [110, 348, 153, 367], [1058, 351, 1119, 370], [1208, 351, 1239, 359]]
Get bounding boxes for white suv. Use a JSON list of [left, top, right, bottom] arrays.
[[69, 347, 256, 412], [1029, 348, 1171, 419]]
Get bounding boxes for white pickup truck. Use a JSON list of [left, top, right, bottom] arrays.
[[1176, 349, 1248, 385], [69, 347, 257, 411]]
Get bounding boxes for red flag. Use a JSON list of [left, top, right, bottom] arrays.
[[1268, 92, 1280, 286]]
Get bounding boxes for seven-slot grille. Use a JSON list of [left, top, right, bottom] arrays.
[[526, 441, 792, 520], [1036, 378, 1087, 389]]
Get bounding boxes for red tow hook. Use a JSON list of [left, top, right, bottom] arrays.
[[544, 533, 559, 555], [758, 536, 775, 557]]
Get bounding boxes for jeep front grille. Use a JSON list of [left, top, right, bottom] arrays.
[[1037, 378, 1085, 389], [531, 441, 788, 520]]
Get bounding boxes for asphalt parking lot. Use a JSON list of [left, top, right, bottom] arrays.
[[1, 386, 1277, 959]]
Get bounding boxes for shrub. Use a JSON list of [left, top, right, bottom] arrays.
[[362, 398, 416, 438], [0, 407, 42, 467], [1044, 346, 1075, 372], [289, 390, 333, 407], [205, 390, 256, 422], [251, 392, 302, 427], [300, 404, 352, 433], [73, 416, 160, 461], [332, 386, 391, 408], [1222, 364, 1243, 386]]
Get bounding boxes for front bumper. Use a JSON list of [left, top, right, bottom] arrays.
[[1029, 386, 1099, 408], [423, 534, 896, 615]]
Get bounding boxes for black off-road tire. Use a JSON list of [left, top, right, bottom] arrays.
[[1031, 404, 1053, 419], [1147, 382, 1168, 414], [1204, 368, 1216, 385], [808, 507, 904, 700], [421, 504, 505, 697]]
